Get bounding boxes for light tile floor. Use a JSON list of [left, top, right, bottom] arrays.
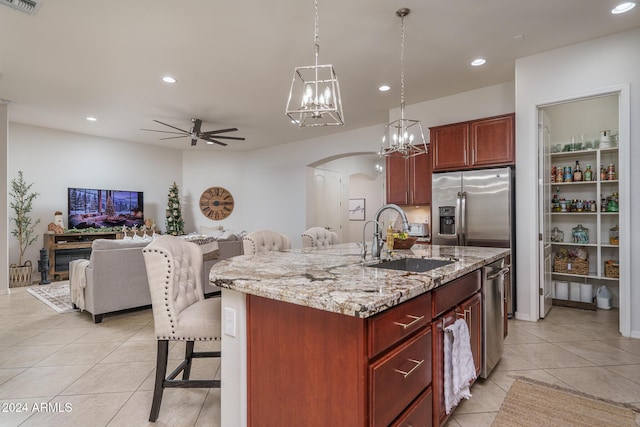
[[447, 305, 640, 427], [1, 285, 639, 426]]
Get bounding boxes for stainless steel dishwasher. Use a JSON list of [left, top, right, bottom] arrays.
[[480, 258, 510, 379]]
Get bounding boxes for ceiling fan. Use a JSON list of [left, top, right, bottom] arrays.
[[141, 118, 245, 147]]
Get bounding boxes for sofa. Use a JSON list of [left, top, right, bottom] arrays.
[[69, 235, 243, 323]]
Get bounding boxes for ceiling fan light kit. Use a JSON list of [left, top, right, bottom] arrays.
[[285, 0, 344, 127], [380, 8, 428, 159]]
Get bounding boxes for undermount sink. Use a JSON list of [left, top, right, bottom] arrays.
[[368, 257, 454, 273]]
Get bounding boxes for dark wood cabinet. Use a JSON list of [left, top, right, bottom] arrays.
[[431, 309, 457, 427], [430, 270, 482, 427], [245, 270, 485, 427], [431, 113, 514, 172], [458, 292, 482, 377], [247, 291, 433, 427], [430, 123, 469, 172], [386, 151, 432, 206]]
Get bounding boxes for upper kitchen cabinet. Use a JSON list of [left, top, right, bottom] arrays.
[[386, 151, 431, 206], [430, 113, 515, 172]]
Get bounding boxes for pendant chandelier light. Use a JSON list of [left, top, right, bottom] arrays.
[[380, 8, 428, 158], [285, 0, 344, 127]]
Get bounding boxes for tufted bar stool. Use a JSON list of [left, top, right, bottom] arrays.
[[301, 227, 339, 249], [142, 235, 221, 422], [242, 229, 291, 255]]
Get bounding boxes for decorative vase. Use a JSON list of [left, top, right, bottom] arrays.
[[9, 260, 33, 287]]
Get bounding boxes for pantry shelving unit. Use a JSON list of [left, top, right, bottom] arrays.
[[550, 147, 619, 308]]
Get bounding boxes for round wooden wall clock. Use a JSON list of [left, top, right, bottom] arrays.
[[199, 186, 234, 220]]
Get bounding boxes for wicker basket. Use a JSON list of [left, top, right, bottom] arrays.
[[604, 260, 619, 278], [554, 256, 589, 275]]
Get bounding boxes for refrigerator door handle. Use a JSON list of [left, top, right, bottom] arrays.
[[460, 191, 467, 246], [455, 192, 462, 245]]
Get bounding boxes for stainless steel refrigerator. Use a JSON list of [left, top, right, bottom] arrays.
[[432, 167, 515, 313], [432, 167, 514, 248]]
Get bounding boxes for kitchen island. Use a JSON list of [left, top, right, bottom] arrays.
[[210, 243, 509, 427]]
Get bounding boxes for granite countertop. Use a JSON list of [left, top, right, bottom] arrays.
[[209, 243, 509, 318]]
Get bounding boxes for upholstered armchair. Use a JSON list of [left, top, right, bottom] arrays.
[[301, 227, 339, 249], [242, 229, 291, 255], [142, 235, 221, 422]]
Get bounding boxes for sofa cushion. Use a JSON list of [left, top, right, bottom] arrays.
[[92, 239, 151, 250]]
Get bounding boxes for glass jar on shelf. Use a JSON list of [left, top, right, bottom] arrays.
[[572, 224, 589, 244], [609, 225, 619, 245], [550, 227, 564, 242]]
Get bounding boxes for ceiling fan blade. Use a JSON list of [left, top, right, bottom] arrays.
[[153, 120, 190, 134], [191, 138, 198, 146], [201, 135, 245, 141], [192, 118, 202, 134], [201, 127, 239, 135], [202, 137, 228, 146], [140, 128, 186, 135], [159, 135, 188, 140]]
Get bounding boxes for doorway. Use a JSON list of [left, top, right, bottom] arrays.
[[537, 90, 630, 337], [308, 153, 384, 243]]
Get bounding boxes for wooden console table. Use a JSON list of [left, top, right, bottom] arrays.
[[44, 232, 122, 280]]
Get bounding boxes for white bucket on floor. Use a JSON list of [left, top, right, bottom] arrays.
[[580, 283, 593, 303], [555, 281, 568, 300], [569, 282, 581, 302]]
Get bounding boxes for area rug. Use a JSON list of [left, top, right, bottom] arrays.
[[26, 281, 77, 314], [492, 378, 638, 427]]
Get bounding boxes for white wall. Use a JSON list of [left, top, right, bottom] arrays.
[[391, 82, 516, 129], [181, 150, 249, 235], [515, 29, 639, 337], [7, 123, 182, 278]]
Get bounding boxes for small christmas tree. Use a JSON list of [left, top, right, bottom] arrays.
[[165, 182, 185, 236]]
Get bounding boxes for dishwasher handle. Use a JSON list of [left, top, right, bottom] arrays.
[[486, 266, 510, 281]]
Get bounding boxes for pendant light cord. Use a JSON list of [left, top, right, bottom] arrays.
[[400, 12, 405, 121]]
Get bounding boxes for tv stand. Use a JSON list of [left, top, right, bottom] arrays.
[[44, 231, 123, 281]]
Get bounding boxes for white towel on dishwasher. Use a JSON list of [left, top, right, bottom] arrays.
[[443, 318, 476, 414]]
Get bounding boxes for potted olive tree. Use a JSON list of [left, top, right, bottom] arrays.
[[9, 171, 40, 287]]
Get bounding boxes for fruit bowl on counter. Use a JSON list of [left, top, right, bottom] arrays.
[[392, 234, 418, 249]]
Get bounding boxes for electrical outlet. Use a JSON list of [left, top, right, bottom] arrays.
[[223, 307, 236, 337]]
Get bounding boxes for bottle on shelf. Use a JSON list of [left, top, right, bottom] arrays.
[[564, 166, 573, 182], [573, 161, 582, 182], [386, 224, 394, 251], [584, 164, 592, 181], [600, 164, 606, 181], [607, 163, 616, 181]]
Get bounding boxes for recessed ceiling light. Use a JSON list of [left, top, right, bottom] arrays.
[[162, 76, 177, 83], [612, 2, 636, 14], [471, 58, 486, 67], [378, 85, 391, 92], [86, 117, 97, 122]]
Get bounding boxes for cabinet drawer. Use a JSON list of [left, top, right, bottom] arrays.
[[391, 386, 433, 427], [369, 292, 431, 358], [432, 270, 481, 318], [370, 328, 432, 427]]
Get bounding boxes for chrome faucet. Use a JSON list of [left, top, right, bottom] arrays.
[[371, 204, 410, 260]]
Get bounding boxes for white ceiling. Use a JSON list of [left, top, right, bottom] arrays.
[[1, 0, 639, 151]]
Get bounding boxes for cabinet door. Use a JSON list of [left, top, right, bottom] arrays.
[[469, 114, 515, 167], [458, 292, 482, 377], [386, 152, 409, 205], [410, 152, 432, 205], [431, 309, 456, 427], [431, 123, 469, 172]]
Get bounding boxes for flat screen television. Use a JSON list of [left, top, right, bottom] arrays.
[[68, 187, 144, 229]]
